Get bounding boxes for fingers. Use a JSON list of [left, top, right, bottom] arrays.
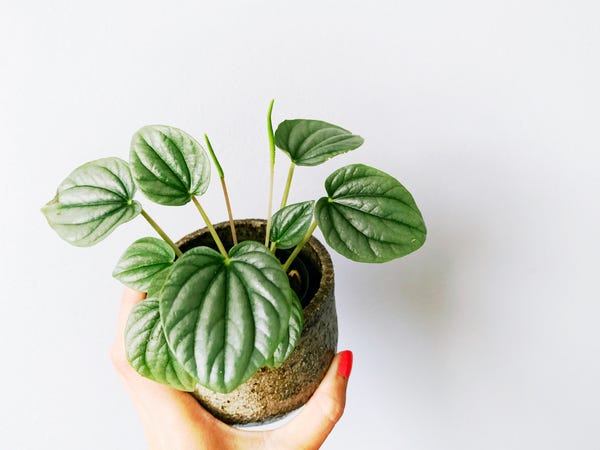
[[271, 350, 353, 450], [111, 289, 233, 449], [110, 287, 146, 372], [117, 287, 146, 334]]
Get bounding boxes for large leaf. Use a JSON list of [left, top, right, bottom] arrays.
[[274, 119, 364, 166], [112, 237, 175, 291], [159, 241, 293, 393], [130, 125, 210, 205], [267, 290, 304, 368], [125, 299, 198, 391], [41, 157, 142, 247], [315, 164, 426, 263], [270, 201, 315, 249]]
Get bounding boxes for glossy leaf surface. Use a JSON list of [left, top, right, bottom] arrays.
[[159, 241, 292, 393], [147, 266, 172, 298], [269, 291, 303, 368], [315, 164, 426, 262], [42, 157, 142, 247], [130, 125, 210, 205], [274, 119, 364, 166], [125, 299, 197, 391], [270, 201, 315, 249], [112, 237, 175, 291]]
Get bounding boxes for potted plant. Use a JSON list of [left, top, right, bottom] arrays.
[[42, 101, 427, 424]]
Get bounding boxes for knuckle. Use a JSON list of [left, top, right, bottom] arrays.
[[317, 392, 346, 424], [110, 343, 130, 374]]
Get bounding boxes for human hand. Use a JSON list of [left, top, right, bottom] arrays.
[[111, 287, 353, 450]]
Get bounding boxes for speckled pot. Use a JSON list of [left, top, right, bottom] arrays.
[[176, 219, 338, 425]]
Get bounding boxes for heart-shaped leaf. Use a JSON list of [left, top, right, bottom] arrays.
[[315, 164, 426, 262], [270, 201, 315, 249], [130, 125, 210, 206], [41, 157, 142, 247], [267, 290, 303, 368], [125, 298, 198, 391], [274, 119, 364, 166], [159, 241, 292, 393], [112, 237, 175, 291]]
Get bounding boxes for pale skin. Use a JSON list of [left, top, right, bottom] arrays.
[[111, 287, 352, 450]]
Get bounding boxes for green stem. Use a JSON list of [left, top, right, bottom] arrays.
[[220, 177, 238, 245], [279, 162, 296, 209], [140, 209, 183, 258], [265, 99, 276, 246], [282, 220, 317, 271], [204, 133, 237, 245], [191, 196, 228, 259]]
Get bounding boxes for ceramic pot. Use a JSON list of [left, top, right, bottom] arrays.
[[176, 219, 338, 425]]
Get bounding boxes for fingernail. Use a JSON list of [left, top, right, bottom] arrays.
[[337, 350, 353, 378]]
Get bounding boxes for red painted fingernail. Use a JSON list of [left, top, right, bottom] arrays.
[[338, 350, 353, 378]]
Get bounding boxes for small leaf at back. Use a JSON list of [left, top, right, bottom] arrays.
[[274, 119, 364, 166], [270, 201, 315, 249]]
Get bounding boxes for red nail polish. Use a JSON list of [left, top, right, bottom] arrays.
[[337, 350, 353, 378]]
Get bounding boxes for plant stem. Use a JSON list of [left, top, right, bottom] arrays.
[[279, 162, 296, 209], [269, 161, 295, 254], [282, 220, 317, 272], [204, 133, 237, 245], [220, 178, 238, 245], [191, 196, 228, 258], [140, 209, 183, 258], [265, 99, 276, 246]]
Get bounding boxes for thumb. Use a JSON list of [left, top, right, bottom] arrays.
[[272, 350, 353, 450]]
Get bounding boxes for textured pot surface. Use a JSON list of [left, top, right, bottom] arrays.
[[176, 219, 338, 425]]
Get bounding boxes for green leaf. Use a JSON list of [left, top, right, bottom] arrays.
[[130, 125, 210, 206], [315, 164, 426, 263], [146, 266, 172, 298], [112, 237, 175, 291], [41, 157, 142, 247], [268, 291, 304, 368], [125, 299, 198, 391], [159, 241, 293, 393], [274, 119, 364, 166], [270, 201, 315, 249]]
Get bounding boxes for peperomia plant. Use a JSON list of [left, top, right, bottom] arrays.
[[42, 101, 426, 394]]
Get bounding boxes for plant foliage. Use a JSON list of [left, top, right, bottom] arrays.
[[42, 102, 426, 394]]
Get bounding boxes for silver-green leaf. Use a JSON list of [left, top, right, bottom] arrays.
[[270, 201, 315, 249], [268, 290, 303, 368], [130, 125, 210, 206], [315, 164, 426, 263], [146, 266, 173, 298], [159, 241, 292, 393], [274, 119, 364, 166], [125, 299, 198, 391], [112, 237, 175, 291], [41, 157, 142, 247]]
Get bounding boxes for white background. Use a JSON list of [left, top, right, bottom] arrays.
[[1, 1, 599, 449]]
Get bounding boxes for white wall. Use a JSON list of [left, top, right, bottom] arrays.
[[1, 1, 599, 449]]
